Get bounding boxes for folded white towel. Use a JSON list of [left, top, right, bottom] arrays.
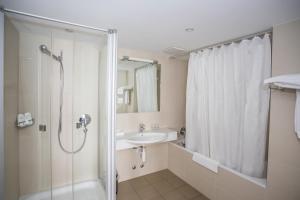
[[264, 74, 300, 138], [117, 87, 124, 95], [124, 90, 130, 104], [264, 74, 300, 90]]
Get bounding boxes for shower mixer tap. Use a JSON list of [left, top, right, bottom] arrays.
[[76, 114, 92, 132]]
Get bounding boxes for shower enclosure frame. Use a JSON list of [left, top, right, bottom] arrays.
[[0, 11, 4, 200], [0, 7, 117, 200]]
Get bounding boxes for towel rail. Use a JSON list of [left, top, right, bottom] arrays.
[[268, 84, 285, 91]]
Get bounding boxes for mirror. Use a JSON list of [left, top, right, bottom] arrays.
[[117, 57, 161, 113]]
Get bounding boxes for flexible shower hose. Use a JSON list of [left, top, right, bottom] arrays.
[[57, 58, 88, 154]]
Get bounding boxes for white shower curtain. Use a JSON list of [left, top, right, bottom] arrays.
[[186, 35, 271, 178], [136, 64, 158, 112]]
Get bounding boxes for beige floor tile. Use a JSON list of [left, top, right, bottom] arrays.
[[145, 172, 165, 184], [157, 169, 176, 180], [162, 190, 187, 200], [119, 170, 208, 200], [191, 195, 210, 200], [118, 181, 135, 195], [178, 184, 201, 199], [152, 180, 174, 195], [147, 196, 165, 200], [136, 185, 161, 200], [130, 176, 150, 191], [167, 176, 186, 188], [117, 192, 140, 200]]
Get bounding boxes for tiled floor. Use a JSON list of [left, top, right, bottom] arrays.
[[117, 169, 209, 200]]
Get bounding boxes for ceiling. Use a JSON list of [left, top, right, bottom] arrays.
[[2, 0, 300, 54], [10, 18, 106, 46]]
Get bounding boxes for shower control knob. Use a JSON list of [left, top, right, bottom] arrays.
[[79, 114, 91, 126], [76, 114, 91, 130]]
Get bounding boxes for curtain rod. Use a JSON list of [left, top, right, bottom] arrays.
[[121, 56, 158, 64], [188, 28, 273, 54], [0, 7, 109, 33]]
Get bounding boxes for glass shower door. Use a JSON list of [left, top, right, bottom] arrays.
[[3, 10, 116, 200], [71, 31, 109, 200], [48, 27, 111, 200]]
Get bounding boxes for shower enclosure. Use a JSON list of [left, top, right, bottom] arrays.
[[0, 8, 116, 200]]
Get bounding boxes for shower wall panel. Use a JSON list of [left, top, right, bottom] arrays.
[[18, 30, 52, 195], [4, 17, 20, 200]]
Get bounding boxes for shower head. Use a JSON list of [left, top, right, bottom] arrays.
[[40, 44, 51, 56], [40, 44, 62, 62]]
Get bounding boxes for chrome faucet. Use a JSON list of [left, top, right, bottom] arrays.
[[139, 123, 145, 135]]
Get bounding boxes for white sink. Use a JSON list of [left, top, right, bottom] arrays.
[[126, 132, 168, 145], [116, 129, 177, 150]]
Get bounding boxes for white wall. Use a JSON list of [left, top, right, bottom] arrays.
[[116, 48, 188, 181], [117, 143, 168, 182], [18, 29, 52, 195], [266, 19, 300, 200], [4, 17, 20, 200], [117, 48, 188, 132]]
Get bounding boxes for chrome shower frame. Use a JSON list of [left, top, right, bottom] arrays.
[[0, 7, 117, 200], [0, 11, 4, 199]]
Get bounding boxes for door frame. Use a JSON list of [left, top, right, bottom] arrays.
[[107, 29, 117, 200]]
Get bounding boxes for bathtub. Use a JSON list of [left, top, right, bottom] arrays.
[[168, 142, 267, 200], [19, 180, 105, 200]]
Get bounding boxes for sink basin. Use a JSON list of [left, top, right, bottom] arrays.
[[116, 129, 177, 150], [126, 132, 167, 145]]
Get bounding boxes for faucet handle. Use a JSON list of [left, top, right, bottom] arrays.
[[139, 123, 145, 132]]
